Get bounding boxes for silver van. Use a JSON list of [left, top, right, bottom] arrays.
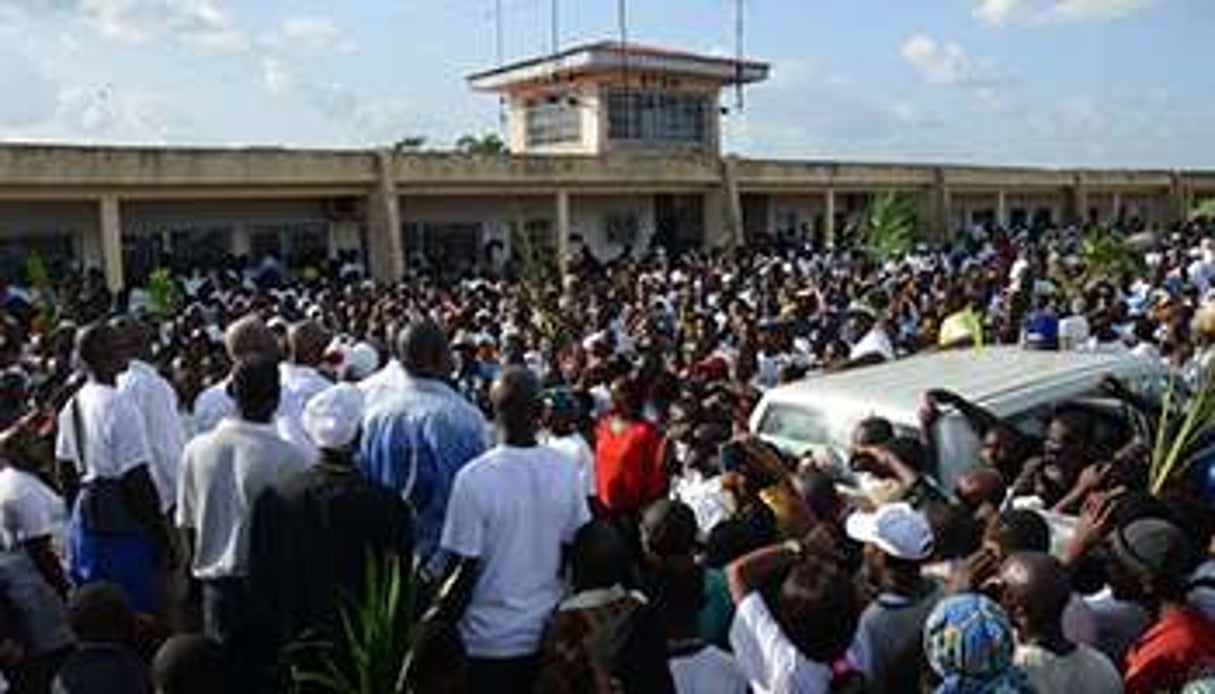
[[749, 346, 1167, 490]]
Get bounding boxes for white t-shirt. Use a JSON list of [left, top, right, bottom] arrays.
[[118, 360, 186, 511], [729, 592, 832, 694], [670, 644, 749, 694], [55, 382, 152, 481], [192, 376, 313, 457], [440, 444, 590, 658], [358, 359, 408, 413], [0, 467, 65, 551], [544, 433, 595, 498], [279, 363, 331, 408], [1014, 642, 1122, 694], [177, 418, 311, 579]]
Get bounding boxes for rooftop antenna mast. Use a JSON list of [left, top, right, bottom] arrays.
[[734, 0, 745, 110], [618, 0, 629, 87], [550, 0, 560, 57], [495, 0, 506, 127]]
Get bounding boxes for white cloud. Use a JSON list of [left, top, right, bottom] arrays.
[[74, 0, 243, 51], [54, 84, 173, 141], [975, 0, 1023, 25], [1049, 0, 1161, 22], [901, 34, 976, 86], [974, 0, 1163, 25], [273, 15, 356, 53]]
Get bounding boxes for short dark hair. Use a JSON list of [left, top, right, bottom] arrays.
[[229, 355, 281, 420], [153, 635, 225, 694], [775, 551, 859, 662], [69, 582, 135, 645], [991, 509, 1050, 554], [854, 417, 894, 447]]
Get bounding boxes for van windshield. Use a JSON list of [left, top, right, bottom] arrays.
[[756, 403, 845, 452]]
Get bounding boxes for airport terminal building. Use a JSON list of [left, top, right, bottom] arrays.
[[1, 41, 1213, 290]]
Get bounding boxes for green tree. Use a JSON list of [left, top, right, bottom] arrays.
[[862, 191, 917, 261], [454, 133, 508, 156]]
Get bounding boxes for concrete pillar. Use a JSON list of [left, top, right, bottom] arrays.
[[1068, 176, 1089, 227], [1111, 191, 1123, 225], [704, 187, 730, 249], [931, 168, 951, 240], [555, 189, 571, 277], [720, 156, 744, 248], [367, 149, 405, 282], [1170, 173, 1191, 223], [98, 195, 124, 292], [996, 190, 1008, 229], [231, 223, 251, 257], [824, 188, 836, 247]]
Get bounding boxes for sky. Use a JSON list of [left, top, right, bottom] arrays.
[[0, 0, 1211, 168]]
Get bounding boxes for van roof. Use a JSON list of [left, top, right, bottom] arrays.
[[759, 346, 1163, 427]]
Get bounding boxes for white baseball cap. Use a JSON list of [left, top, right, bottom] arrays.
[[845, 502, 934, 561], [303, 384, 365, 450]]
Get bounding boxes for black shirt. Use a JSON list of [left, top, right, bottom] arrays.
[[249, 458, 412, 646]]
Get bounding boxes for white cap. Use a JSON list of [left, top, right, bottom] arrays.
[[303, 384, 365, 450], [845, 502, 934, 561], [345, 342, 379, 381]]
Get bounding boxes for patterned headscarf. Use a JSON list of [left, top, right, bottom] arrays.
[[923, 593, 1032, 694]]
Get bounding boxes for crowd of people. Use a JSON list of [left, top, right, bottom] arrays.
[[1, 217, 1214, 693]]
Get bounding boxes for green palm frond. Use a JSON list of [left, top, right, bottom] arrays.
[[863, 191, 917, 262]]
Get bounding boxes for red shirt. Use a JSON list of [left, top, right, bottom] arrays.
[[1124, 606, 1215, 694], [593, 416, 667, 516]]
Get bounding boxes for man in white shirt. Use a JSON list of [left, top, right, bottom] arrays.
[[178, 355, 311, 651], [55, 323, 171, 613], [1001, 552, 1122, 694], [438, 367, 589, 694], [113, 317, 185, 514], [192, 316, 313, 455], [540, 388, 595, 500], [727, 537, 859, 694], [277, 319, 332, 457]]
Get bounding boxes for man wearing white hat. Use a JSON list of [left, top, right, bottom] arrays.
[[844, 501, 943, 692], [248, 383, 411, 652]]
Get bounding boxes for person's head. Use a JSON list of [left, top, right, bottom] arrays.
[[954, 467, 1007, 514], [1106, 517, 1200, 607], [224, 315, 279, 363], [69, 582, 136, 645], [926, 502, 984, 561], [109, 315, 149, 363], [397, 318, 453, 380], [641, 498, 698, 559], [791, 467, 843, 525], [152, 635, 225, 694], [998, 552, 1072, 642], [569, 520, 632, 592], [852, 416, 894, 450], [923, 593, 1029, 694], [287, 319, 329, 367], [542, 387, 582, 436], [1044, 409, 1094, 473], [609, 375, 645, 420], [228, 355, 280, 424], [845, 502, 935, 592], [302, 383, 364, 454], [984, 508, 1050, 559], [75, 322, 126, 382], [489, 366, 541, 442], [775, 540, 859, 662]]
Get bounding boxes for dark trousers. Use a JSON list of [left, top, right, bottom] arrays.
[[467, 654, 539, 694], [202, 577, 271, 692]]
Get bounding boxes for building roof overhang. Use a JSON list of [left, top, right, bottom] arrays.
[[468, 40, 769, 92]]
